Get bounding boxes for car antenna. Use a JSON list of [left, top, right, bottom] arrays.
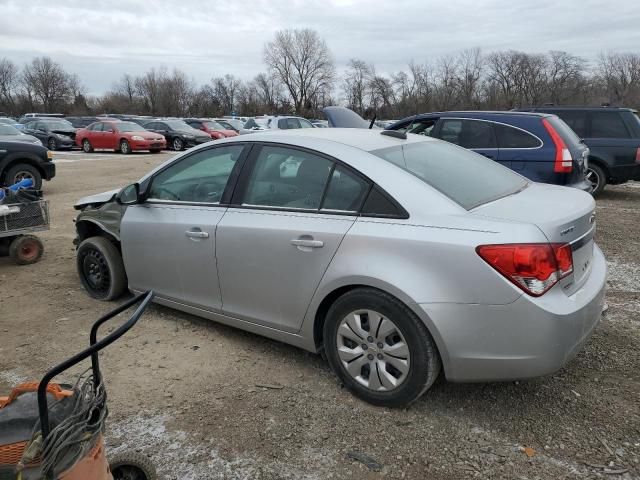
[[368, 112, 377, 129]]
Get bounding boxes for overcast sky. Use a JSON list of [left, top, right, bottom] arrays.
[[1, 0, 639, 95]]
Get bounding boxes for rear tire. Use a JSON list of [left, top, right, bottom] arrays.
[[9, 235, 44, 265], [120, 139, 131, 154], [82, 139, 93, 153], [323, 288, 441, 408], [109, 451, 157, 480], [172, 137, 184, 151], [5, 163, 42, 189], [77, 236, 126, 301], [586, 163, 606, 196]]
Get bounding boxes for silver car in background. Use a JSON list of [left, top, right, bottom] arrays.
[[73, 129, 607, 407]]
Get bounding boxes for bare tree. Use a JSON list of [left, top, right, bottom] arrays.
[[596, 52, 640, 105], [264, 29, 335, 114], [546, 51, 587, 104], [21, 57, 72, 112], [135, 68, 165, 115], [342, 58, 372, 115], [212, 74, 242, 114], [456, 48, 484, 108], [0, 58, 19, 113], [254, 72, 282, 113], [433, 54, 460, 110]]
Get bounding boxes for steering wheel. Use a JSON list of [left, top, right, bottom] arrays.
[[153, 187, 180, 201]]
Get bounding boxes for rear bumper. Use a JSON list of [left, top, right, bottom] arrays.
[[566, 178, 593, 193], [420, 244, 607, 382]]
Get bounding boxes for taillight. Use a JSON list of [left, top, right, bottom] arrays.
[[542, 118, 573, 173], [477, 243, 573, 297], [635, 147, 640, 164]]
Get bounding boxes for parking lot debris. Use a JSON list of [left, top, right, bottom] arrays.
[[346, 451, 383, 472], [255, 383, 284, 390]]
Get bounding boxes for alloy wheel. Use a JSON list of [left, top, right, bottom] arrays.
[[48, 138, 57, 150], [585, 167, 601, 192], [83, 139, 92, 153], [336, 309, 410, 391], [13, 170, 34, 183], [173, 138, 183, 150]]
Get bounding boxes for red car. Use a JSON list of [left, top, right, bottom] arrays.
[[184, 118, 239, 139], [75, 120, 166, 154]]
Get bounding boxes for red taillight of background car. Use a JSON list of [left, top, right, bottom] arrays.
[[477, 243, 573, 296], [542, 118, 573, 173]]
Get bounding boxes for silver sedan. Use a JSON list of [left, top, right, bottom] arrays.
[[73, 128, 607, 407]]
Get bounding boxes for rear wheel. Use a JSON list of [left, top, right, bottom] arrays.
[[82, 139, 93, 153], [323, 288, 441, 407], [5, 163, 42, 189], [77, 236, 126, 300], [109, 451, 157, 480], [120, 139, 131, 154], [586, 163, 606, 196], [172, 137, 184, 151], [9, 235, 44, 265]]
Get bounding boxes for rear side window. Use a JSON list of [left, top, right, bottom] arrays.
[[361, 186, 406, 217], [438, 119, 497, 149], [371, 141, 528, 210], [495, 124, 541, 148], [590, 111, 630, 138], [321, 165, 369, 212], [555, 111, 587, 137]]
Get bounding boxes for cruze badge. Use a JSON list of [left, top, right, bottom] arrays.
[[560, 226, 575, 236]]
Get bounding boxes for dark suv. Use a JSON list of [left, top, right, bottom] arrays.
[[518, 107, 640, 194], [386, 111, 591, 192], [0, 141, 56, 189]]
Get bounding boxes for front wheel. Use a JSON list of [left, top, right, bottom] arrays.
[[172, 137, 184, 151], [323, 288, 441, 408], [5, 163, 42, 189], [47, 137, 57, 151], [586, 164, 606, 196], [77, 236, 127, 300], [120, 139, 131, 154], [110, 451, 157, 480], [82, 139, 93, 153]]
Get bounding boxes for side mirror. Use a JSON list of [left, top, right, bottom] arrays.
[[116, 183, 140, 205]]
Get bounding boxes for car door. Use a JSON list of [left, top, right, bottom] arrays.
[[216, 144, 370, 332], [120, 143, 248, 309], [102, 123, 117, 150], [435, 118, 500, 162]]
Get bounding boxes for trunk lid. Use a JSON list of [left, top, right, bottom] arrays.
[[472, 183, 596, 295]]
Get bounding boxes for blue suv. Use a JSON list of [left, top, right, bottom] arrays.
[[386, 111, 591, 191]]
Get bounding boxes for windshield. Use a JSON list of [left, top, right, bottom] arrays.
[[0, 124, 20, 135], [44, 120, 73, 130], [116, 122, 145, 132], [371, 140, 528, 210], [165, 120, 193, 130], [204, 121, 225, 130]]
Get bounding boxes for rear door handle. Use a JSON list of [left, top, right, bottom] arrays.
[[185, 228, 209, 239], [291, 238, 324, 249]]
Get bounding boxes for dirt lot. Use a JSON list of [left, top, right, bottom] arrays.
[[1, 151, 638, 480]]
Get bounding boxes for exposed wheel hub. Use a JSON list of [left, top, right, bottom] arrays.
[[336, 310, 410, 392]]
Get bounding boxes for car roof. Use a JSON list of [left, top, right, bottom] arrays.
[[413, 110, 551, 118], [520, 106, 637, 112], [226, 127, 436, 152]]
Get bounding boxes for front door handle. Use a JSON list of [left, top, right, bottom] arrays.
[[185, 228, 209, 239], [291, 237, 324, 250]]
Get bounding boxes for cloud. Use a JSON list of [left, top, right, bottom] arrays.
[[0, 0, 638, 94]]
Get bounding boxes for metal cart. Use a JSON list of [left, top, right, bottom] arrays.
[[0, 199, 49, 265]]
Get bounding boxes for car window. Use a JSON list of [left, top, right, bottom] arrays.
[[92, 123, 104, 132], [438, 119, 497, 149], [299, 118, 315, 128], [148, 145, 244, 203], [555, 111, 587, 138], [321, 165, 369, 212], [243, 146, 332, 210], [362, 186, 405, 217], [495, 124, 541, 148], [371, 140, 528, 210], [590, 111, 630, 138], [404, 119, 437, 136]]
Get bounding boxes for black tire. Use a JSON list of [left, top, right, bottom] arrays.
[[120, 139, 131, 154], [172, 137, 184, 151], [47, 137, 57, 151], [5, 163, 42, 189], [9, 235, 44, 265], [150, 149, 161, 154], [586, 163, 607, 196], [323, 288, 441, 408], [109, 451, 157, 480], [77, 236, 127, 301], [82, 138, 93, 153]]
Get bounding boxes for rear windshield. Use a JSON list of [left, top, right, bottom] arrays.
[[546, 116, 583, 145], [371, 140, 528, 210]]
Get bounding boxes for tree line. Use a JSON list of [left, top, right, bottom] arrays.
[[1, 29, 639, 120]]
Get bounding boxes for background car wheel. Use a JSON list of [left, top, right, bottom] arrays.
[[120, 139, 131, 154], [9, 235, 44, 265], [109, 451, 157, 480], [47, 137, 57, 151], [323, 288, 441, 408], [586, 164, 606, 196], [76, 236, 127, 301], [5, 163, 42, 189], [82, 139, 93, 153], [172, 138, 184, 151]]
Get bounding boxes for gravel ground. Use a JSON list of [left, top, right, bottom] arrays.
[[0, 151, 638, 480]]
